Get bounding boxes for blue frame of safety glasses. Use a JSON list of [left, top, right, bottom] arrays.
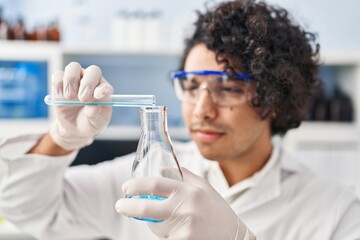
[[170, 70, 252, 81]]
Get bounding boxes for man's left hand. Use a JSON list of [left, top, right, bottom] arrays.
[[116, 167, 255, 240]]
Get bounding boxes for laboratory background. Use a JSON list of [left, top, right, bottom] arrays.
[[0, 0, 360, 239]]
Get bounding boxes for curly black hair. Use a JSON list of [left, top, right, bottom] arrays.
[[180, 0, 321, 135]]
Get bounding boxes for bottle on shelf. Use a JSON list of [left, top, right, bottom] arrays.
[[0, 7, 9, 40], [13, 18, 26, 40], [143, 10, 163, 51], [46, 20, 60, 41], [35, 24, 47, 41], [111, 10, 129, 50], [0, 22, 5, 40], [26, 26, 37, 41]]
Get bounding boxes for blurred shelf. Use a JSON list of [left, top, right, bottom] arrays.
[[63, 45, 181, 57], [321, 51, 360, 65], [0, 119, 49, 139], [0, 41, 61, 59], [284, 121, 359, 143], [0, 40, 178, 55], [2, 41, 360, 62], [283, 122, 359, 163]]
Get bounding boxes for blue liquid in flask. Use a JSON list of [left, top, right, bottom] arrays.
[[128, 195, 166, 223]]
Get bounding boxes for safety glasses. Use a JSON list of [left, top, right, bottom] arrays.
[[170, 70, 252, 106]]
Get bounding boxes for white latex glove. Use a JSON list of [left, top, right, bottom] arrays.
[[116, 167, 256, 240], [50, 62, 113, 151]]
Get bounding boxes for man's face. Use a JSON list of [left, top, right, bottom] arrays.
[[182, 44, 272, 162]]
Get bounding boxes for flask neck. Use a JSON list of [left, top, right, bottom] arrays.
[[140, 106, 168, 133]]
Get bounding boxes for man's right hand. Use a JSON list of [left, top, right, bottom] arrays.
[[48, 62, 113, 152]]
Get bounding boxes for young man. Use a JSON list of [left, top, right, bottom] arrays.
[[1, 1, 359, 239]]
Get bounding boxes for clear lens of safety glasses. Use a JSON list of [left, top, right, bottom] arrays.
[[172, 70, 252, 106]]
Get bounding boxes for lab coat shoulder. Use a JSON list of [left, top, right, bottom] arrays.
[[299, 173, 360, 239], [281, 153, 359, 209], [276, 154, 360, 239]]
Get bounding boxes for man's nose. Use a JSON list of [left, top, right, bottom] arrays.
[[193, 85, 218, 119]]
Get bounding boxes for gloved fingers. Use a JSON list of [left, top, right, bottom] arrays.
[[83, 106, 102, 118], [83, 105, 112, 130], [78, 65, 103, 102], [93, 80, 113, 100], [115, 197, 170, 221], [63, 62, 83, 100], [148, 222, 191, 240], [51, 70, 65, 96], [122, 177, 180, 199]]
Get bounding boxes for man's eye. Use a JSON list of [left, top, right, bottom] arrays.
[[184, 86, 198, 91], [182, 82, 199, 91], [220, 87, 243, 94]]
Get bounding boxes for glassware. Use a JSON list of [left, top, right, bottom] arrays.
[[44, 94, 155, 107], [128, 106, 183, 223]]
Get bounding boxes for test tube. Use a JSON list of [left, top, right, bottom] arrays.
[[44, 94, 156, 107]]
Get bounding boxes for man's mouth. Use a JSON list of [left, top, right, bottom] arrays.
[[191, 129, 225, 142]]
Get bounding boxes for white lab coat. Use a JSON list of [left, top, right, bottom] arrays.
[[0, 134, 359, 240]]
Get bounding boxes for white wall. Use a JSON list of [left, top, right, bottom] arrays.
[[1, 0, 359, 52], [266, 0, 360, 52]]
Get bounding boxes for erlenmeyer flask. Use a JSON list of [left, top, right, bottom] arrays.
[[128, 106, 183, 222]]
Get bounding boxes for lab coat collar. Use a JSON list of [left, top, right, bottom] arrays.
[[206, 139, 285, 213]]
